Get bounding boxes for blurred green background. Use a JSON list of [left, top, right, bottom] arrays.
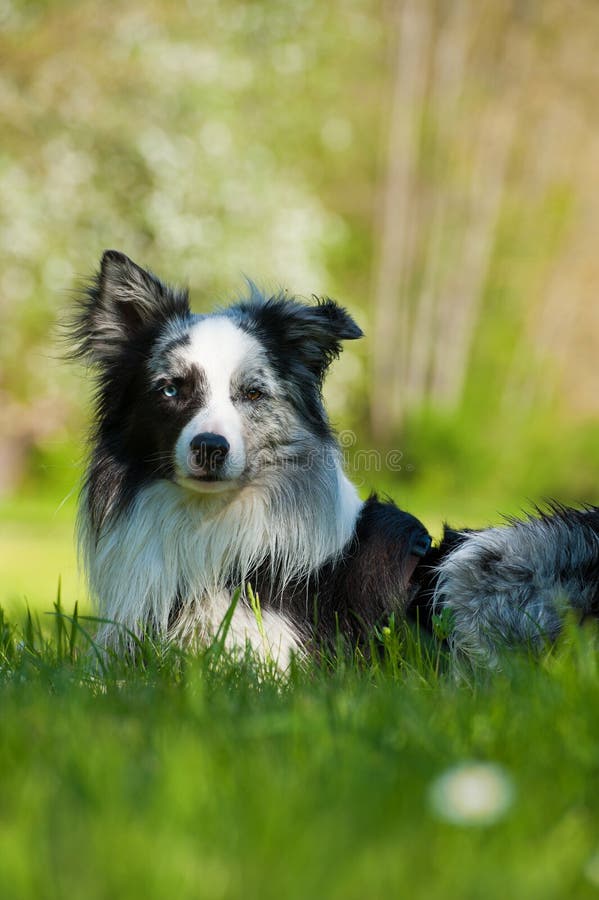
[[0, 0, 598, 613]]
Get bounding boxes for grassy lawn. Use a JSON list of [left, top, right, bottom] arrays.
[[0, 605, 598, 899], [2, 489, 599, 899]]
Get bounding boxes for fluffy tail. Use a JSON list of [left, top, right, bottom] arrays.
[[431, 505, 599, 665]]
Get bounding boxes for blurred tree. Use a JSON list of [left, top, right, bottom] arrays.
[[0, 0, 597, 500], [370, 0, 599, 443]]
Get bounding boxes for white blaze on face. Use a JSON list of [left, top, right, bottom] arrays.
[[173, 316, 262, 491]]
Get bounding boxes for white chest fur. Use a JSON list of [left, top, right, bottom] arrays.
[[80, 469, 362, 667]]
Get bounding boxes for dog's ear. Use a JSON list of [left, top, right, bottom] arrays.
[[239, 293, 363, 381], [68, 250, 190, 365], [288, 298, 363, 379]]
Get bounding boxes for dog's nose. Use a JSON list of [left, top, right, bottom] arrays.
[[189, 432, 230, 469]]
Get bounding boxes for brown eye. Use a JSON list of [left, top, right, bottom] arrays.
[[244, 388, 263, 402]]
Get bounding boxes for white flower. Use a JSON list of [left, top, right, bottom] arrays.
[[428, 762, 515, 826]]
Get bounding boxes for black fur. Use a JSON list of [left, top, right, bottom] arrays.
[[67, 251, 196, 529], [222, 494, 432, 650], [409, 526, 469, 630]]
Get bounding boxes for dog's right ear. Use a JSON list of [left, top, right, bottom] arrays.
[[68, 250, 190, 365]]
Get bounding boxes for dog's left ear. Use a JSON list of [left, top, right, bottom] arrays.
[[288, 298, 363, 378], [305, 298, 363, 342], [240, 294, 363, 381]]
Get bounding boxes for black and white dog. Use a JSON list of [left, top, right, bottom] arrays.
[[69, 250, 599, 666]]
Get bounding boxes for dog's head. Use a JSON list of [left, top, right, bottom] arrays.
[[70, 250, 362, 495]]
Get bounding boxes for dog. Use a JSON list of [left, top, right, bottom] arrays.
[[68, 250, 432, 664], [68, 250, 599, 668]]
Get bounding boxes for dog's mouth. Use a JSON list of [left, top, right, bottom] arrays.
[[186, 459, 232, 483], [190, 470, 223, 482], [176, 466, 240, 494], [181, 478, 240, 495]]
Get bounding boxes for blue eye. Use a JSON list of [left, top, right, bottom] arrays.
[[162, 383, 178, 398]]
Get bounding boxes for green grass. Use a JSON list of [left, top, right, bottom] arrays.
[[1, 601, 599, 900], [2, 489, 599, 898], [0, 492, 86, 617]]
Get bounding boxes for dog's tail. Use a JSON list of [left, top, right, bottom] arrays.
[[429, 505, 599, 666]]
